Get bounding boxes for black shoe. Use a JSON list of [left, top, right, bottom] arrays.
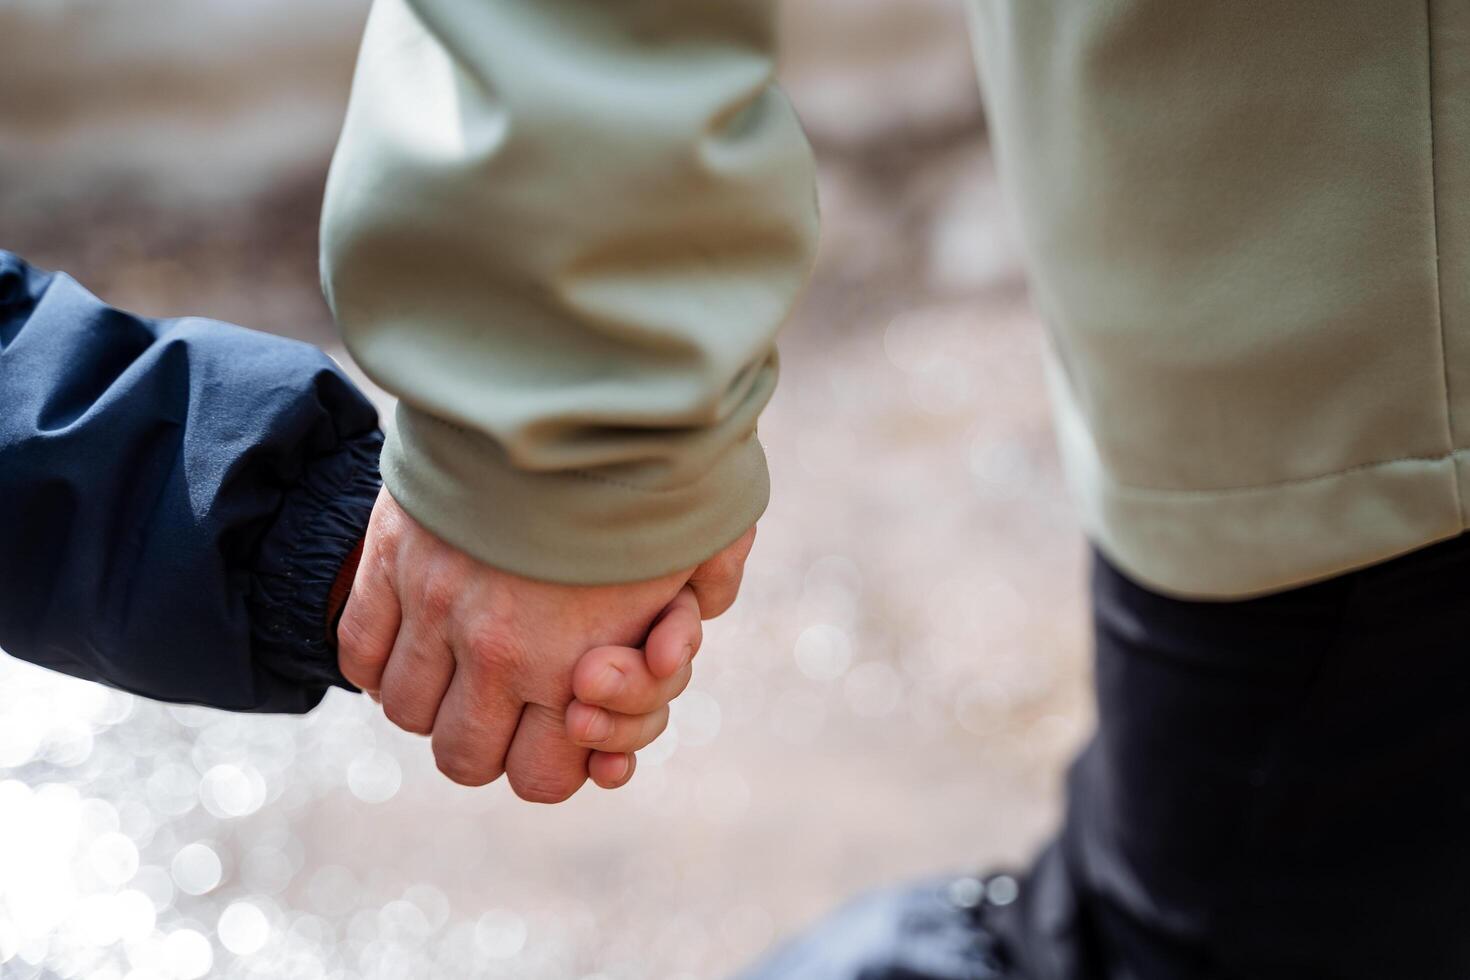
[[735, 873, 1020, 980]]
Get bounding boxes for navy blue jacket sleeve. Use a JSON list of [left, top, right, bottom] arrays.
[[0, 250, 382, 713]]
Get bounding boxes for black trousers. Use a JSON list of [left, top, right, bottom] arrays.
[[997, 537, 1470, 980]]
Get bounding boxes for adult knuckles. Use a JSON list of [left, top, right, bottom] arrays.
[[415, 573, 459, 621], [507, 765, 583, 805], [335, 612, 373, 658], [380, 692, 433, 736], [335, 618, 383, 687], [433, 751, 502, 788], [514, 784, 578, 805], [460, 621, 523, 676]]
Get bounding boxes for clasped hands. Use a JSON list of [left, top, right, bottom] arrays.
[[336, 488, 753, 803]]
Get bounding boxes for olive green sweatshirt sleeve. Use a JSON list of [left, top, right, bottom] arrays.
[[319, 0, 818, 584]]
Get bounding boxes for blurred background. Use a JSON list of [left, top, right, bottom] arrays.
[[0, 1, 1092, 977]]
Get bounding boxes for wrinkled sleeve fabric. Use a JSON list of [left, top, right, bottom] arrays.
[[320, 0, 819, 585], [0, 251, 382, 714]]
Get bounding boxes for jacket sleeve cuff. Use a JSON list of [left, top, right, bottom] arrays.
[[380, 403, 769, 585], [249, 430, 383, 691]]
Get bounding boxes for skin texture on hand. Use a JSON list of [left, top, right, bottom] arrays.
[[337, 487, 754, 803]]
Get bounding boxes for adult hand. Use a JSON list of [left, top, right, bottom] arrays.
[[337, 487, 754, 802]]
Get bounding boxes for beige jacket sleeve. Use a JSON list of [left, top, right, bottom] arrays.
[[320, 0, 818, 584]]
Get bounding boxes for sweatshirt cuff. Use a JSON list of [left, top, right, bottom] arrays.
[[249, 430, 383, 691], [380, 403, 769, 585]]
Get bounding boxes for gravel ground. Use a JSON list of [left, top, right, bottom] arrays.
[[0, 2, 1094, 977]]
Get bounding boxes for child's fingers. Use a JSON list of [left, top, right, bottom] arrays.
[[572, 644, 693, 715], [589, 750, 636, 790], [565, 702, 670, 752], [646, 586, 703, 679]]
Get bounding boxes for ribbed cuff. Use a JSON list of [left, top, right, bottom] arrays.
[[380, 403, 770, 585], [249, 430, 383, 691]]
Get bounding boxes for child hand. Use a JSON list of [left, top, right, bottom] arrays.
[[567, 585, 703, 789]]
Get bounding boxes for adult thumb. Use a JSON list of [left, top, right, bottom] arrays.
[[686, 525, 757, 619]]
